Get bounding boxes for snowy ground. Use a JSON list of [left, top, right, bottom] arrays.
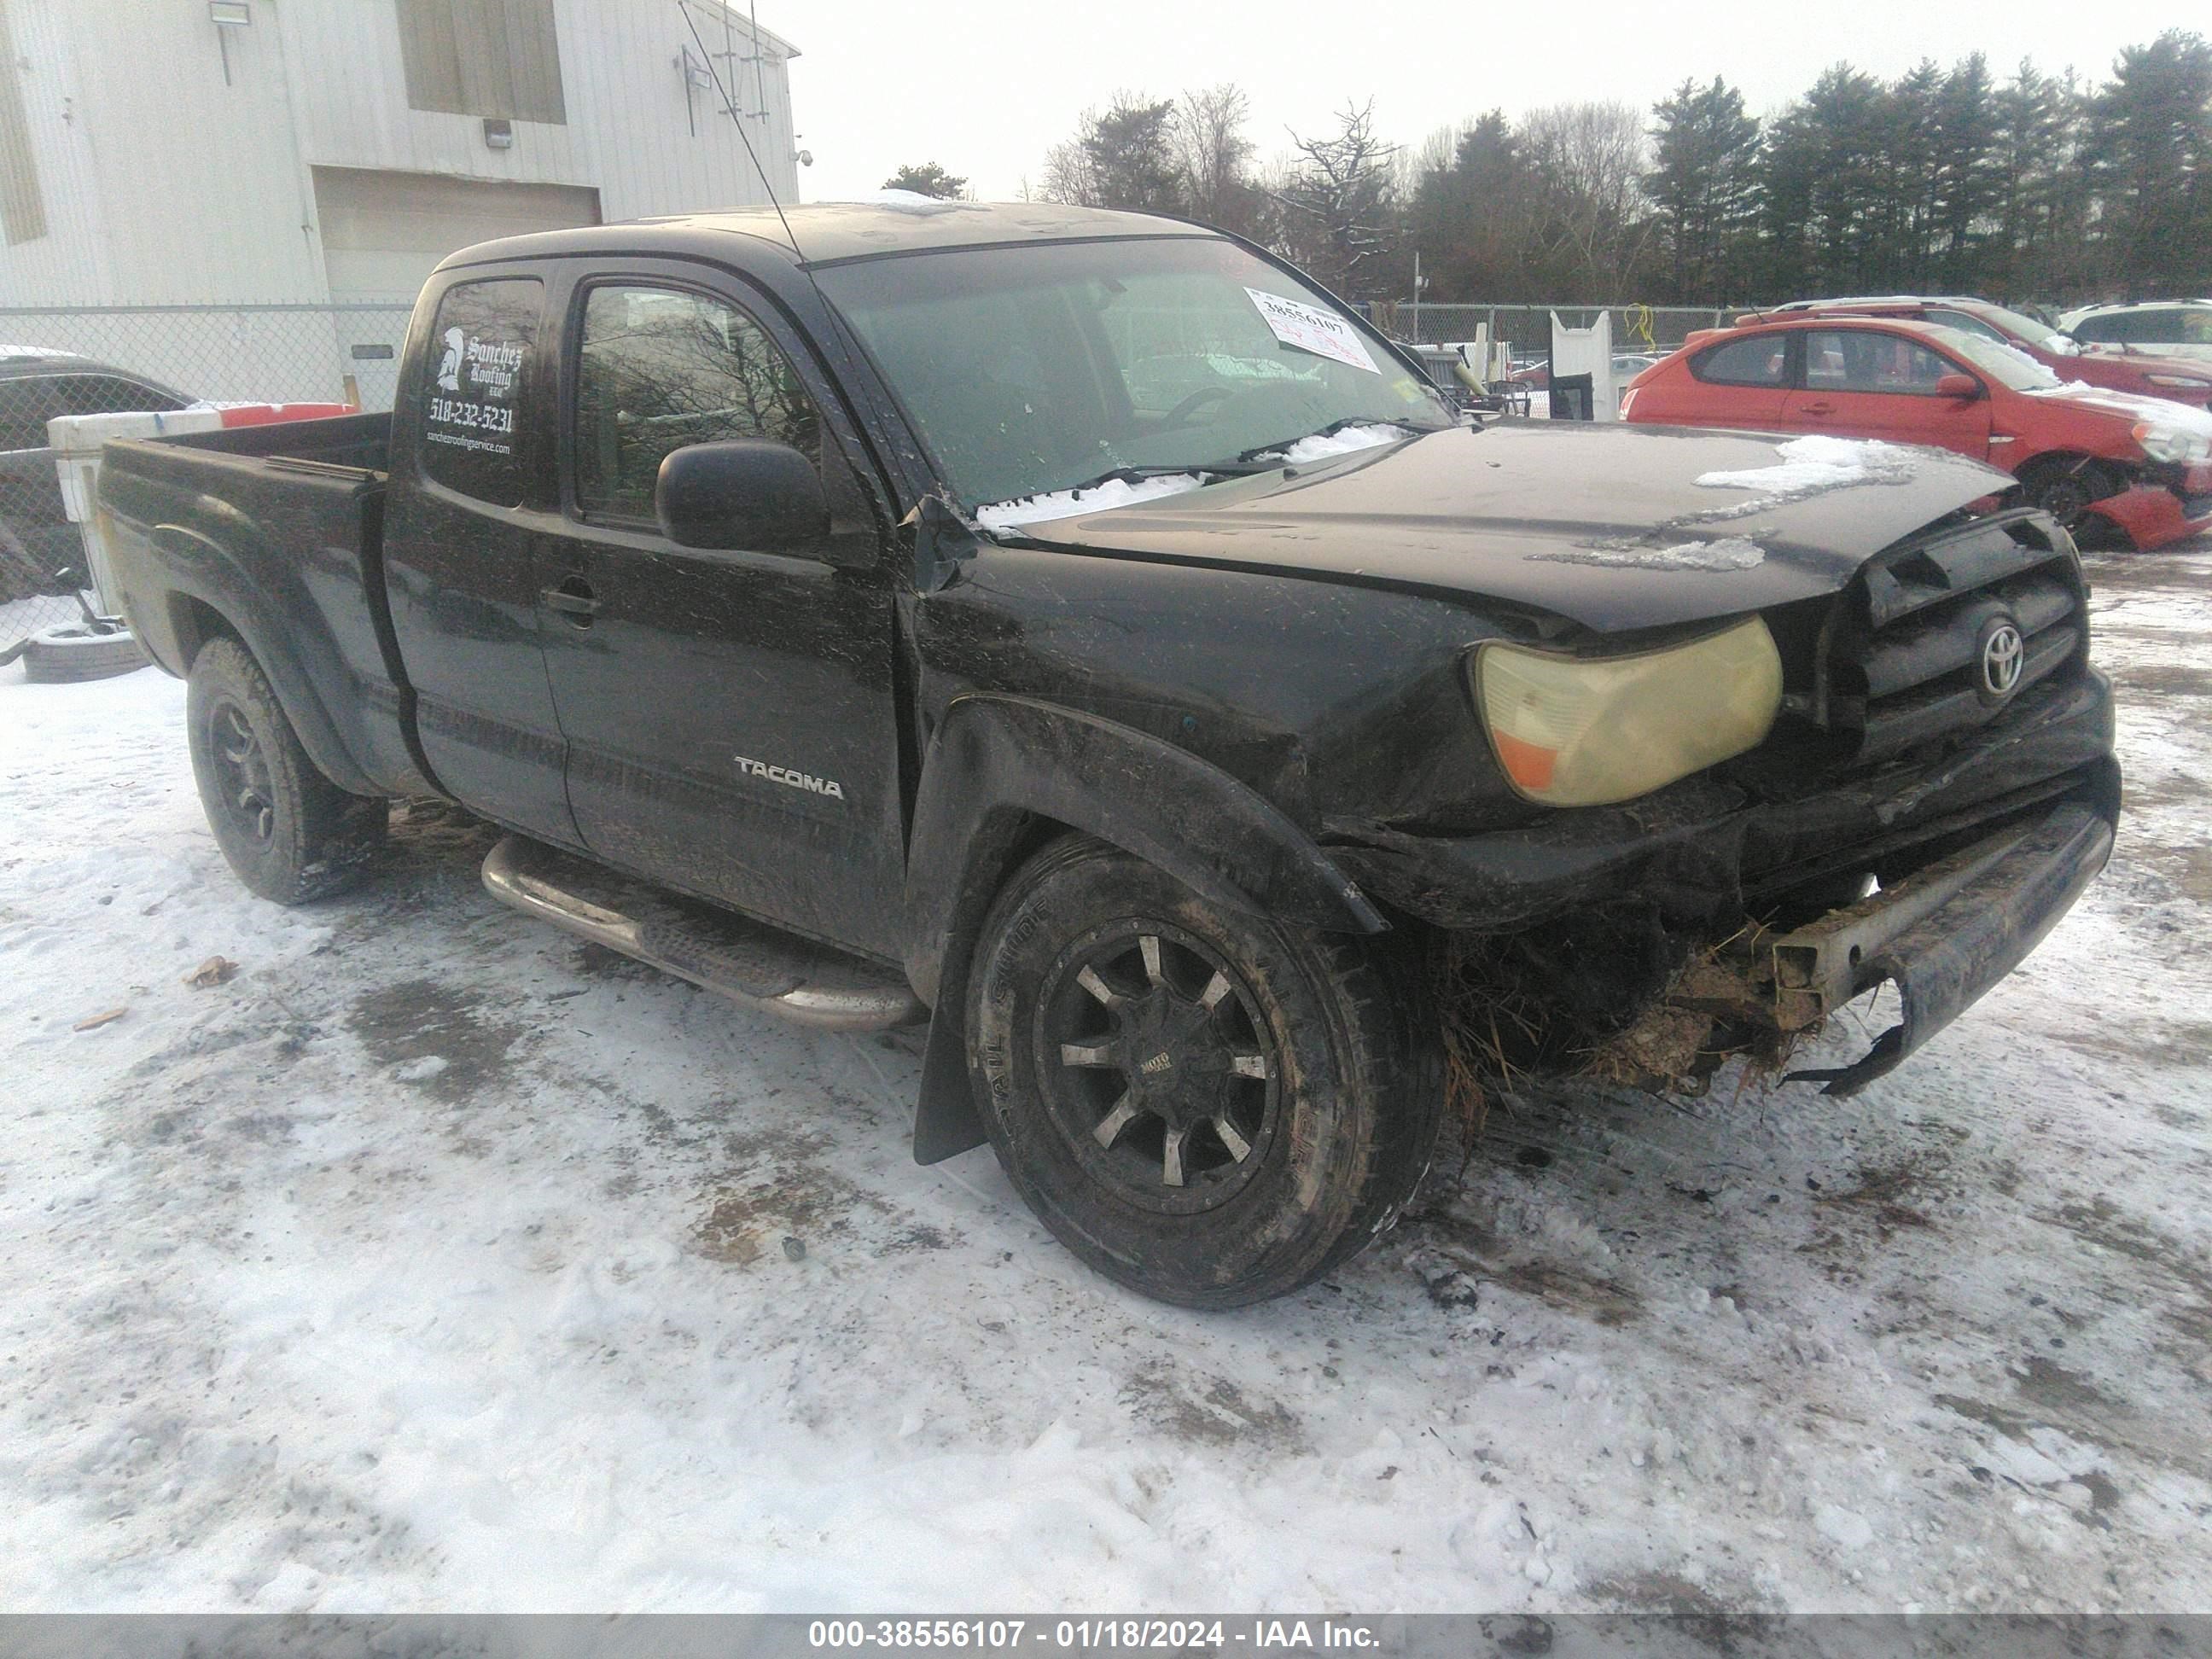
[[3, 539, 2209, 1615]]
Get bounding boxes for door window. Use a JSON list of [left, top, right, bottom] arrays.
[[1691, 335, 1788, 387], [572, 285, 821, 521], [1804, 331, 1956, 394], [419, 276, 542, 504]]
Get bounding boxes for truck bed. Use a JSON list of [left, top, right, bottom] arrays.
[[96, 410, 431, 799], [160, 410, 391, 474]]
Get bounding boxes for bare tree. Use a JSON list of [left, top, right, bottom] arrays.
[[1518, 101, 1655, 293], [1272, 100, 1400, 297], [1039, 127, 1101, 207], [1175, 83, 1257, 230]]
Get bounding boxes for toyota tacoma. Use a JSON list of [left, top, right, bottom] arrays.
[[94, 203, 2117, 1307]]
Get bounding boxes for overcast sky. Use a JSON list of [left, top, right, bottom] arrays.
[[777, 0, 2195, 202]]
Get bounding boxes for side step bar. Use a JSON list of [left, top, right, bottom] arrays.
[[481, 835, 923, 1032]]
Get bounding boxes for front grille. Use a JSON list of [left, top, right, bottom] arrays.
[[1796, 509, 2087, 767]]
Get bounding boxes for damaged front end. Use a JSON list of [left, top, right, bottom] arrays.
[[1350, 507, 2122, 1105], [1429, 785, 2113, 1109]]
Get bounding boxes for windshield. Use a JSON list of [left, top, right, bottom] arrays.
[[1971, 302, 2077, 355], [1936, 328, 2063, 390], [815, 237, 1453, 509]]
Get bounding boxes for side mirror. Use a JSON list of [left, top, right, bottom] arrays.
[[655, 439, 827, 553], [1935, 373, 1982, 400]]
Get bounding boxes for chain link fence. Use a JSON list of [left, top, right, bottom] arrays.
[[2, 303, 412, 661], [1365, 302, 1733, 355]]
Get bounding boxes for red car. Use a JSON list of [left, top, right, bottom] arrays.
[[1622, 315, 2212, 550], [1758, 295, 2212, 412]]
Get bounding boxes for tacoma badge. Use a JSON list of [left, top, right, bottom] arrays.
[[732, 754, 847, 801]]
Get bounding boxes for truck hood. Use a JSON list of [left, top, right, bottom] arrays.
[[1003, 423, 2012, 632]]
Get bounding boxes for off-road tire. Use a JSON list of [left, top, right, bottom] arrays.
[[966, 835, 1441, 1308], [19, 622, 149, 683], [186, 637, 387, 903]]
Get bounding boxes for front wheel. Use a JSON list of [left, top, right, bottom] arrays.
[[186, 637, 387, 904], [965, 836, 1440, 1308], [2021, 457, 2122, 535]]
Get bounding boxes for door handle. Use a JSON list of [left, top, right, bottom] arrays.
[[1801, 400, 1836, 416], [541, 577, 599, 625]]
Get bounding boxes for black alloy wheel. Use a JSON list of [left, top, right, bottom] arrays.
[[207, 696, 278, 847], [1038, 921, 1279, 1214], [965, 835, 1441, 1308], [185, 637, 387, 904]]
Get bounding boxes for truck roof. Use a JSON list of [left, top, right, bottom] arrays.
[[437, 200, 1217, 276]]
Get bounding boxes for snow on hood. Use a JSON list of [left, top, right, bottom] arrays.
[[1694, 435, 1919, 498], [1532, 536, 1767, 573], [2027, 380, 2212, 435], [1002, 424, 2011, 633], [977, 473, 1208, 530]]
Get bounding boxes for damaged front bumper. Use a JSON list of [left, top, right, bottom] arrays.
[[1330, 667, 2120, 1095], [2087, 473, 2212, 551], [1765, 795, 2111, 1093]]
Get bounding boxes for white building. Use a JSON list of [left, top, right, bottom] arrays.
[[0, 0, 800, 404]]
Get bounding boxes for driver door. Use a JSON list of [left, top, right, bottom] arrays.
[[534, 271, 906, 958], [1780, 329, 1991, 460]]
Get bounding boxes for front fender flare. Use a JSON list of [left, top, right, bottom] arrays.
[[901, 694, 1386, 1163]]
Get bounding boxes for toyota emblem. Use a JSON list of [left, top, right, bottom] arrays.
[[1980, 620, 2025, 699]]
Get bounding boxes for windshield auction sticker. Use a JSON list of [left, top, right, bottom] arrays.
[[1245, 288, 1379, 374]]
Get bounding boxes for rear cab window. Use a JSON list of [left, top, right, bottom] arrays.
[[419, 276, 543, 504], [1691, 335, 1788, 387]]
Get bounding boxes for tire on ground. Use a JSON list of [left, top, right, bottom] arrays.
[[185, 636, 387, 904], [965, 834, 1441, 1308], [20, 623, 150, 683]]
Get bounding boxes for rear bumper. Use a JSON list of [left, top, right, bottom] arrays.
[[1771, 796, 2113, 1094]]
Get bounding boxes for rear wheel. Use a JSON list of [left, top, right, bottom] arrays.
[[965, 835, 1440, 1308], [186, 637, 387, 903]]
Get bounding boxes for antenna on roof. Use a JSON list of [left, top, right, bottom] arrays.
[[677, 0, 800, 259]]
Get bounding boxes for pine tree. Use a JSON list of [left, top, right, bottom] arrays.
[[1649, 79, 1762, 301]]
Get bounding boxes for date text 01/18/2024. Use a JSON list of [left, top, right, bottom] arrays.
[[806, 1621, 1382, 1650]]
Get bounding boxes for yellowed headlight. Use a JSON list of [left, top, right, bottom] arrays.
[[1474, 617, 1784, 806]]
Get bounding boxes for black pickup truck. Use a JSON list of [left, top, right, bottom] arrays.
[[97, 202, 2117, 1307]]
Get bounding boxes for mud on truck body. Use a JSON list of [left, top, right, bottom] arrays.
[[94, 203, 2117, 1307]]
